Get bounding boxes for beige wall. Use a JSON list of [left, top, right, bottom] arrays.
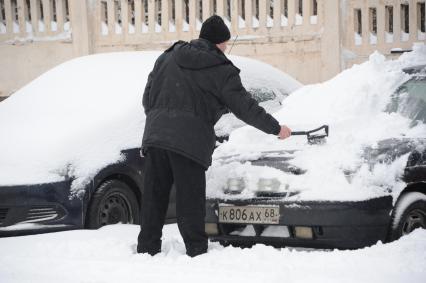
[[0, 0, 425, 99], [0, 41, 75, 97], [227, 38, 322, 84], [91, 0, 329, 84]]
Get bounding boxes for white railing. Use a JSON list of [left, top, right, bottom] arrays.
[[94, 0, 322, 45], [0, 0, 71, 42], [348, 0, 426, 48], [1, 1, 423, 51], [2, 0, 422, 47]]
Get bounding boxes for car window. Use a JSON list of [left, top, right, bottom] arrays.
[[247, 88, 278, 103], [387, 77, 426, 124]]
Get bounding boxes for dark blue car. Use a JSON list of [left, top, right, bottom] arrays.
[[0, 51, 298, 236]]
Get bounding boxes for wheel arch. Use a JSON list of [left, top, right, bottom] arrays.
[[387, 181, 426, 241], [99, 173, 142, 206], [391, 181, 426, 219], [398, 182, 426, 198], [83, 173, 142, 227]]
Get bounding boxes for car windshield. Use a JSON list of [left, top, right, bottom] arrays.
[[248, 87, 278, 103], [387, 76, 426, 124]]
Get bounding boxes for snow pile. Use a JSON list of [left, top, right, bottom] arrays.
[[208, 45, 426, 201], [0, 224, 425, 283], [0, 51, 299, 196]]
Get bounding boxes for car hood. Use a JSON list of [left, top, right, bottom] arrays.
[[207, 138, 426, 202]]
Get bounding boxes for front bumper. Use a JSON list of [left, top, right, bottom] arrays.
[[206, 196, 393, 249], [0, 181, 84, 236]]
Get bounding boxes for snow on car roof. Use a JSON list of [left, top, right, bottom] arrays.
[[207, 45, 426, 202], [230, 55, 302, 94], [0, 51, 300, 196]]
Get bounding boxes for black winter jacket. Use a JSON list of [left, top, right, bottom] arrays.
[[142, 39, 280, 168]]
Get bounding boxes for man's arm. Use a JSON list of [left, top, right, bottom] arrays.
[[220, 69, 289, 137], [142, 71, 153, 114], [142, 52, 170, 114]]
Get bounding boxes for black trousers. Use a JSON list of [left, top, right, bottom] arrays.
[[137, 147, 208, 257]]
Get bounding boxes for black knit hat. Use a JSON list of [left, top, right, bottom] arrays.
[[199, 15, 231, 44]]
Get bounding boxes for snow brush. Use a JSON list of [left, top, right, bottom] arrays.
[[291, 125, 329, 144]]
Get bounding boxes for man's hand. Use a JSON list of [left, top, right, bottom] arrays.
[[278, 125, 291, 140]]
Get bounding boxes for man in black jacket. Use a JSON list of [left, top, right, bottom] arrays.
[[137, 15, 291, 257]]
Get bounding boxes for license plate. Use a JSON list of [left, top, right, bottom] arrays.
[[218, 205, 280, 224]]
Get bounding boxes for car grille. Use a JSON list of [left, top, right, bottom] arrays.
[[0, 208, 8, 225], [23, 206, 64, 223]]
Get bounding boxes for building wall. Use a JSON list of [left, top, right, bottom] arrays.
[[0, 41, 75, 97], [0, 0, 424, 99]]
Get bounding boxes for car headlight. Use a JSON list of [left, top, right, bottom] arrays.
[[225, 177, 245, 194], [257, 178, 281, 192]]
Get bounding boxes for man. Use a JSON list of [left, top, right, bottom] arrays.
[[137, 15, 291, 257]]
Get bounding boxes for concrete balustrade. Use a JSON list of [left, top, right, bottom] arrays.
[[0, 0, 325, 41], [102, 0, 320, 40], [3, 0, 13, 34], [0, 0, 71, 40], [56, 0, 66, 32], [17, 0, 26, 34]]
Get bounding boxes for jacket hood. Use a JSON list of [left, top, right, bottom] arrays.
[[172, 39, 235, 70]]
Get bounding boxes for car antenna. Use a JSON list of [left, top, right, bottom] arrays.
[[228, 35, 238, 55]]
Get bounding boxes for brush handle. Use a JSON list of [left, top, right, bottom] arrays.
[[291, 125, 329, 136], [291, 131, 307, 136]]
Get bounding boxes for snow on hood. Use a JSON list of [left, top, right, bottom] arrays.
[[0, 51, 300, 197], [207, 45, 426, 202]]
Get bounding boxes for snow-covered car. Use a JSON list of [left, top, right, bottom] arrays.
[[205, 48, 426, 249], [0, 51, 300, 235]]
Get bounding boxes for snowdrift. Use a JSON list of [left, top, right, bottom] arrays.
[[207, 45, 426, 201], [0, 224, 425, 283]]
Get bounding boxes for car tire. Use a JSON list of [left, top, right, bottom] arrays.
[[86, 180, 140, 229], [388, 192, 426, 242]]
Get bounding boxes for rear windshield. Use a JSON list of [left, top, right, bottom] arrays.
[[247, 88, 278, 103]]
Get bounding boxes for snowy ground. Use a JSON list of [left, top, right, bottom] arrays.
[[0, 224, 425, 283]]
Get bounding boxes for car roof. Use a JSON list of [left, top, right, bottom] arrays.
[[402, 64, 426, 75]]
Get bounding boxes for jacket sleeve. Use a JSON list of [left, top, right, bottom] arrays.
[[142, 71, 153, 114], [142, 52, 169, 114], [219, 69, 281, 135]]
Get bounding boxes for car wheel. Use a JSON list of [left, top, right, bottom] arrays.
[[86, 180, 140, 229], [388, 192, 426, 241]]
